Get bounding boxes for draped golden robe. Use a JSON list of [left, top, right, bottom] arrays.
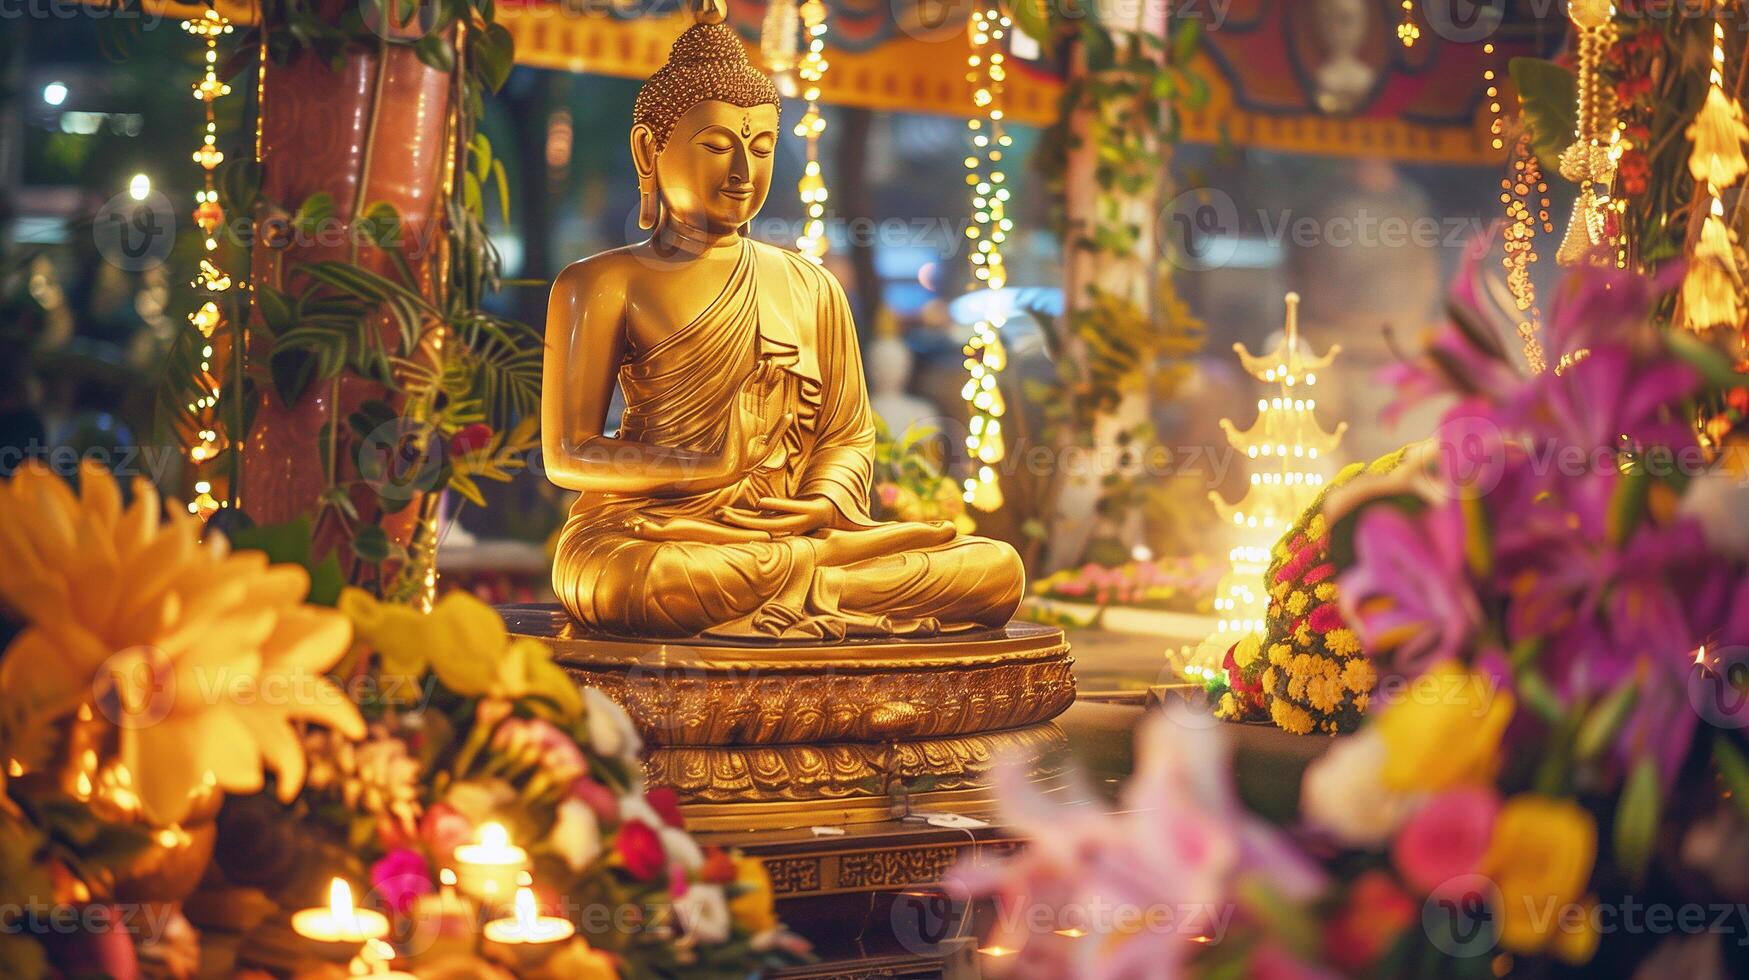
[[553, 241, 1024, 639]]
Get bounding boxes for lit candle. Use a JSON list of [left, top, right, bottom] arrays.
[[482, 887, 576, 969], [453, 821, 528, 902], [406, 867, 476, 963], [290, 878, 390, 961]]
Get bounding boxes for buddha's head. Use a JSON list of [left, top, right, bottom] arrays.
[[631, 0, 782, 234]]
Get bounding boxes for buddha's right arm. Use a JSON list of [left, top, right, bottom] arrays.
[[540, 261, 733, 497]]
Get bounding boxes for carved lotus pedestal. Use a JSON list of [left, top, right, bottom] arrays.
[[499, 605, 1077, 831]]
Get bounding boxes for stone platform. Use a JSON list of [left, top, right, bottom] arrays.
[[499, 604, 1076, 830]]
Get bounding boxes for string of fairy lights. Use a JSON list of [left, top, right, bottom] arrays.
[[183, 3, 235, 518], [959, 2, 1013, 510], [1482, 40, 1552, 375], [1397, 1, 1420, 47], [792, 0, 830, 262]]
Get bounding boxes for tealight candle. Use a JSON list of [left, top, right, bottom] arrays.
[[482, 887, 576, 969], [453, 821, 528, 903], [406, 868, 477, 963], [290, 878, 390, 961]]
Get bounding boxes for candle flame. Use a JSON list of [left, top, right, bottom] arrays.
[[330, 877, 355, 919], [514, 887, 538, 930], [480, 821, 509, 849]]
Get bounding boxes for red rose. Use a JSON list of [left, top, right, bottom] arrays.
[[616, 819, 666, 881], [449, 423, 493, 457], [1323, 870, 1416, 972], [645, 787, 686, 828]]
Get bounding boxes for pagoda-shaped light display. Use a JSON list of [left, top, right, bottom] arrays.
[[1191, 292, 1345, 670]]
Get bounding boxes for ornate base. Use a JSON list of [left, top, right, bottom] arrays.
[[500, 605, 1075, 825]]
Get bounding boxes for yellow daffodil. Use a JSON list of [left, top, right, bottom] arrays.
[[1688, 86, 1749, 188], [729, 855, 778, 935], [1376, 664, 1513, 792], [1482, 795, 1597, 958], [341, 588, 581, 716], [0, 463, 363, 823]]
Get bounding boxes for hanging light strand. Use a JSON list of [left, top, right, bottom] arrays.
[[1484, 41, 1551, 374], [1557, 0, 1622, 268], [182, 2, 235, 519], [793, 0, 830, 262], [1397, 0, 1420, 47], [1678, 6, 1749, 337], [960, 1, 1013, 510]]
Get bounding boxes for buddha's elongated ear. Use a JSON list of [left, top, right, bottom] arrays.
[[631, 123, 661, 231]]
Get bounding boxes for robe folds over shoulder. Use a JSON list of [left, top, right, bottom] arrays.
[[553, 240, 1024, 640]]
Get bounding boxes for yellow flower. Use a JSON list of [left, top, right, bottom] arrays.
[[1688, 86, 1749, 188], [1325, 627, 1361, 658], [1293, 621, 1314, 647], [1376, 664, 1513, 793], [1270, 699, 1314, 735], [1268, 643, 1292, 667], [1232, 633, 1262, 669], [1305, 673, 1344, 714], [729, 855, 778, 935], [1482, 795, 1597, 958], [343, 589, 581, 716], [1314, 582, 1338, 602], [1286, 591, 1310, 617], [1304, 514, 1327, 543], [0, 463, 363, 823], [1340, 658, 1376, 693]]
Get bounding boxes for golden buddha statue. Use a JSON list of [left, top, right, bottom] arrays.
[[541, 0, 1024, 640]]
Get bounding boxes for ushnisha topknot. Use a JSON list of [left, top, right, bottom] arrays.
[[632, 0, 782, 152]]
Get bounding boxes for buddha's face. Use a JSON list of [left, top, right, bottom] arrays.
[[648, 100, 779, 234]]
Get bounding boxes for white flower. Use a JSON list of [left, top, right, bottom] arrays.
[[551, 798, 603, 873], [660, 826, 703, 872], [1300, 727, 1421, 848], [1680, 469, 1749, 559], [582, 687, 643, 759], [673, 883, 731, 945], [618, 793, 662, 828]]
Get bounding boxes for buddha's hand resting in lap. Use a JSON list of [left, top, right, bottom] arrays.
[[711, 363, 793, 483], [719, 495, 843, 536]]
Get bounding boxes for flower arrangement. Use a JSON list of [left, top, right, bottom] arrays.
[[1215, 449, 1406, 734], [239, 587, 806, 976], [1030, 553, 1218, 612], [870, 417, 977, 533], [962, 258, 1749, 977], [0, 463, 800, 977], [0, 463, 364, 975]]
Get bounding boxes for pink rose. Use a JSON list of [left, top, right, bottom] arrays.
[[572, 776, 621, 828], [419, 803, 475, 863], [1392, 787, 1500, 895], [371, 848, 434, 915]]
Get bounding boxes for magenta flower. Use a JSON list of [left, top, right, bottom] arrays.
[[1505, 345, 1698, 455], [371, 848, 434, 915], [1340, 501, 1484, 676]]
